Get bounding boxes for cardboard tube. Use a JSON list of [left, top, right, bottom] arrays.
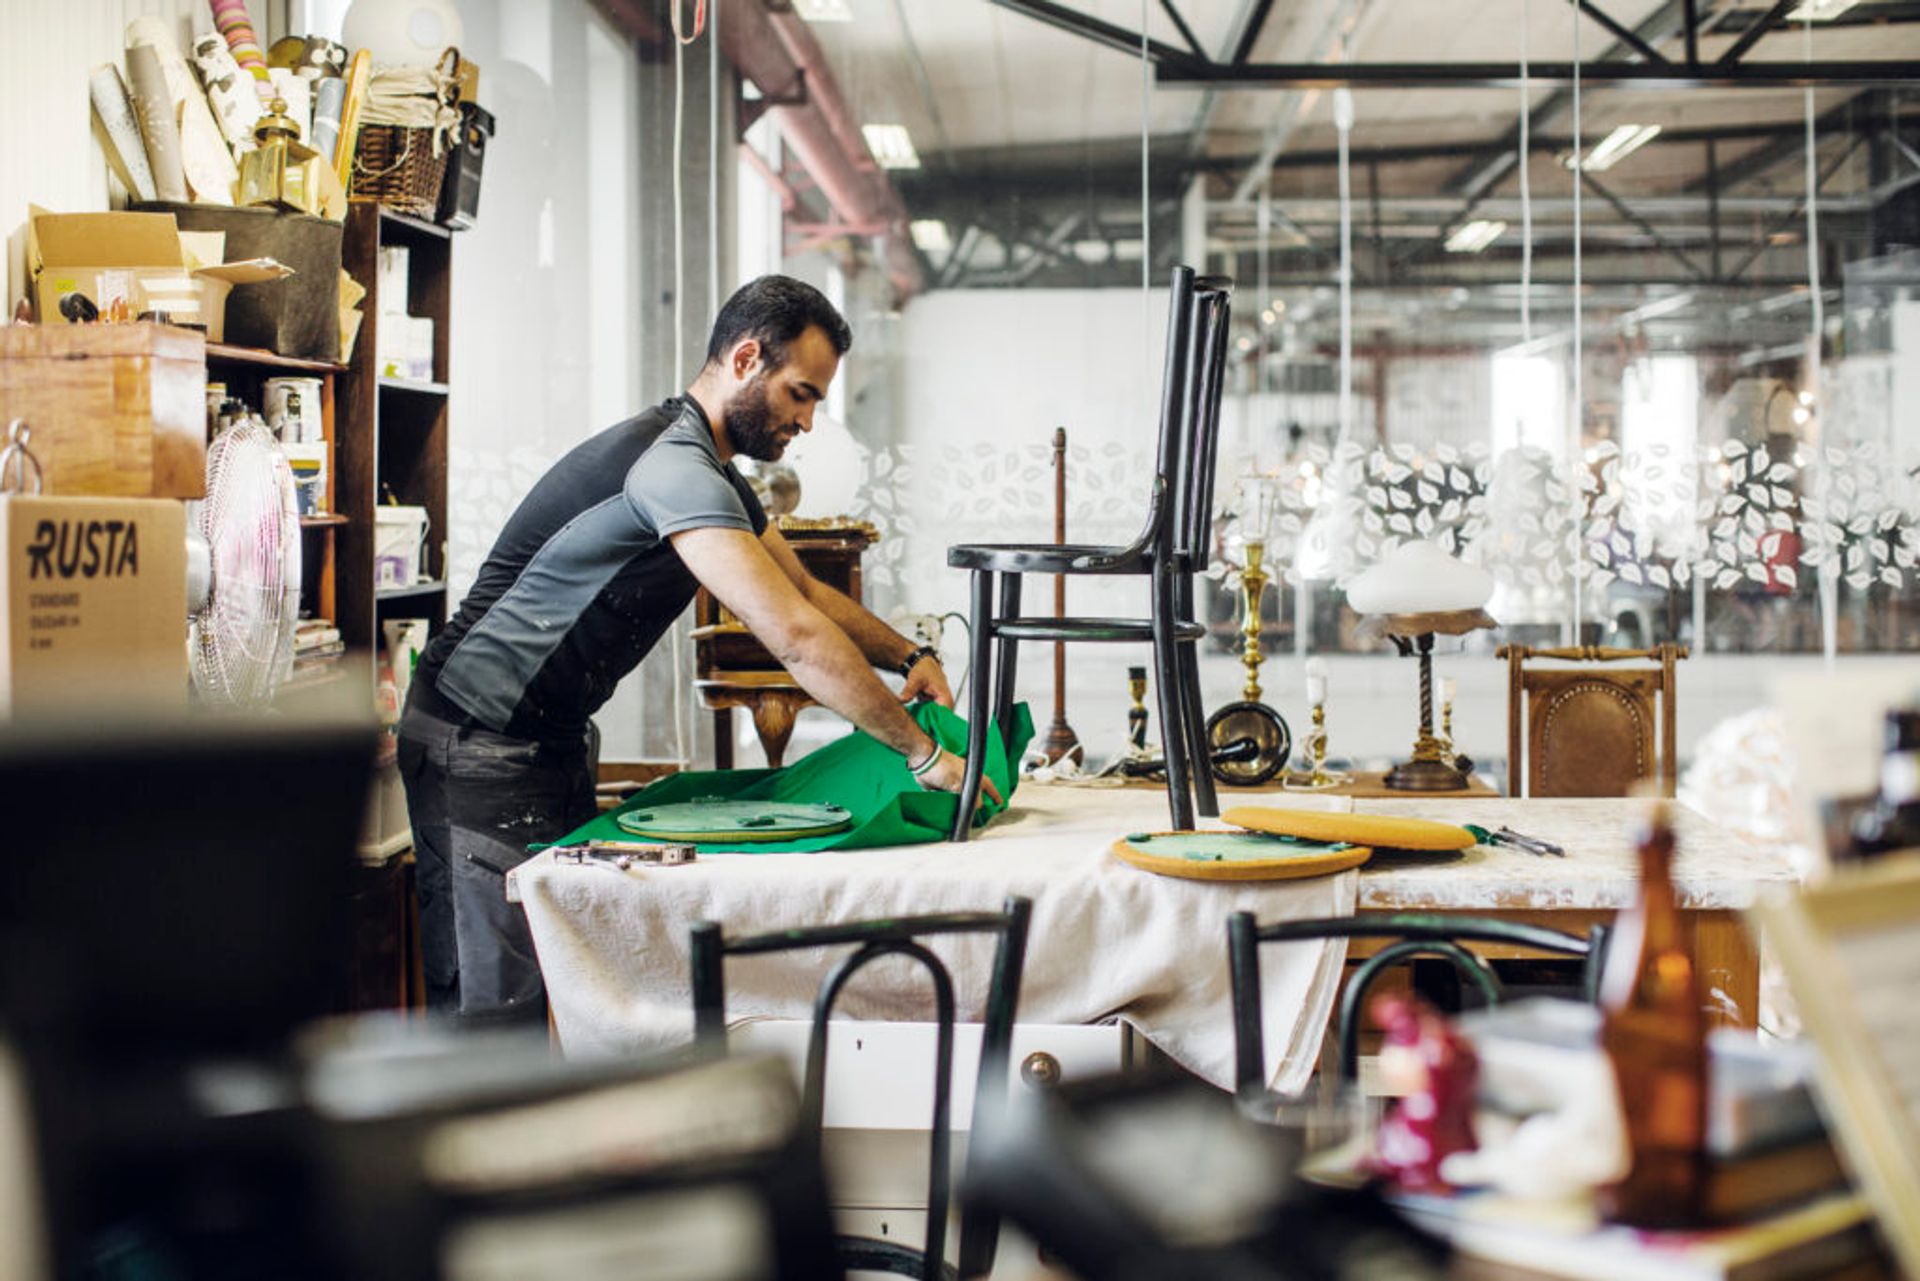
[[126, 43, 189, 202], [90, 65, 157, 201]]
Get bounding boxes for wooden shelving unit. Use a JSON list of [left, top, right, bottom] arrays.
[[338, 203, 452, 670]]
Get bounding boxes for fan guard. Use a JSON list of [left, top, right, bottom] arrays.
[[188, 418, 301, 705]]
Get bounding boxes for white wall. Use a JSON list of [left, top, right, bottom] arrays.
[[793, 285, 1899, 779], [0, 0, 218, 310]]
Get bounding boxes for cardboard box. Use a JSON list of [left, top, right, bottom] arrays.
[[27, 210, 288, 340], [0, 495, 186, 720], [0, 322, 208, 499], [139, 203, 341, 361]]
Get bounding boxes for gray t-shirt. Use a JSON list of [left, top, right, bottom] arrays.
[[415, 397, 767, 740]]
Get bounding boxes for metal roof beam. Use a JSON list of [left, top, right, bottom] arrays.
[[985, 0, 1206, 71], [1157, 59, 1920, 88], [1570, 0, 1672, 65]]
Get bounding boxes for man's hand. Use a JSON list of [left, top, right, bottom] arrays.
[[916, 746, 1004, 808], [900, 655, 955, 709]]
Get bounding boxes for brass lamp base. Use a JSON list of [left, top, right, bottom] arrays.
[[1384, 757, 1472, 791]]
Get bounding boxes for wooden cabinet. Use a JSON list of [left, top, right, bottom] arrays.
[[694, 517, 878, 767], [337, 204, 451, 673]]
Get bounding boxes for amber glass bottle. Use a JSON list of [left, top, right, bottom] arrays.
[[1598, 801, 1707, 1228], [1850, 708, 1920, 859]]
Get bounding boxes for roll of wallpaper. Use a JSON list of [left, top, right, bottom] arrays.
[[310, 75, 347, 162], [127, 18, 238, 202], [90, 64, 157, 202], [208, 0, 272, 99], [126, 43, 189, 203], [190, 31, 262, 151]]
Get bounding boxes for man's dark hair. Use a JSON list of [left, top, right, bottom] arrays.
[[704, 275, 852, 371]]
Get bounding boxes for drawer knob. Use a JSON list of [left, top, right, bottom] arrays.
[[1020, 1050, 1062, 1087]]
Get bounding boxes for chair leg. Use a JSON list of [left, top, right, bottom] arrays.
[[1151, 560, 1195, 830], [993, 573, 1022, 751], [951, 569, 995, 842], [1179, 637, 1218, 818], [1175, 573, 1218, 818]]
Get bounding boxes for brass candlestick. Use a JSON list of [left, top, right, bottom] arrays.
[[1239, 538, 1269, 702], [1299, 704, 1336, 788], [1440, 684, 1456, 758]]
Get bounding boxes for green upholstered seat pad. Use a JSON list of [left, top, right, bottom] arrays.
[[1125, 832, 1355, 862], [544, 701, 1033, 854], [616, 800, 854, 841]]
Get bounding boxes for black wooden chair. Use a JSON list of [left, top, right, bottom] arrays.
[[690, 897, 1033, 1280], [945, 267, 1235, 839], [1226, 911, 1610, 1106]]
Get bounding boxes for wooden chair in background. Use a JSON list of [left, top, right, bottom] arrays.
[[1498, 644, 1688, 798]]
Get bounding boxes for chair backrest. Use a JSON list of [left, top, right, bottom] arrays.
[[1147, 265, 1198, 511], [1173, 278, 1235, 565], [690, 897, 1033, 1280], [1227, 911, 1604, 1092], [1498, 644, 1688, 798]]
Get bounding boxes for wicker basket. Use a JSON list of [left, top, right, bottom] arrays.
[[350, 123, 450, 219]]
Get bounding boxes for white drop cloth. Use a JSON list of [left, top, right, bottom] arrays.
[[512, 782, 1356, 1094]]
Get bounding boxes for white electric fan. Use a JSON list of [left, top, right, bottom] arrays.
[[185, 416, 302, 705]]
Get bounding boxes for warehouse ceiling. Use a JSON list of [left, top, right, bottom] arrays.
[[789, 0, 1920, 312]]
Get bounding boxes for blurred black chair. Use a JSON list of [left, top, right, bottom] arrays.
[[1227, 912, 1609, 1105], [965, 1068, 1449, 1281], [691, 897, 1033, 1280], [945, 267, 1235, 838]]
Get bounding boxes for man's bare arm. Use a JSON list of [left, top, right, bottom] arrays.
[[674, 526, 991, 798], [761, 525, 954, 708]]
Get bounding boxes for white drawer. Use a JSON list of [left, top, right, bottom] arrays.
[[729, 1020, 1126, 1132], [833, 1208, 1059, 1281]]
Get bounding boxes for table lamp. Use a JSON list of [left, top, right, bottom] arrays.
[[1347, 541, 1496, 792]]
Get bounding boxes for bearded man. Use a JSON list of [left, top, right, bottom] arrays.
[[398, 275, 991, 1020]]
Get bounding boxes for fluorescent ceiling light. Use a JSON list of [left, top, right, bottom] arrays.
[[861, 124, 921, 170], [1786, 0, 1861, 18], [909, 219, 950, 253], [1444, 219, 1507, 254], [793, 0, 854, 20], [1565, 123, 1661, 172]]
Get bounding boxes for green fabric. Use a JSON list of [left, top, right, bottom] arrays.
[[1127, 831, 1355, 863], [546, 701, 1035, 854]]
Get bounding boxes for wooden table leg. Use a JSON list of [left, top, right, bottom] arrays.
[[1689, 909, 1758, 1028], [751, 693, 802, 768], [713, 708, 734, 770]]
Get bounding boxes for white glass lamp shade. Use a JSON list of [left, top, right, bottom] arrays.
[[342, 0, 464, 67], [1347, 540, 1494, 616]]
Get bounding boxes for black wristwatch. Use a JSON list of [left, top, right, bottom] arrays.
[[895, 644, 940, 680]]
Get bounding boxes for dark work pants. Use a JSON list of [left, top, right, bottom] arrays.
[[397, 701, 597, 1022]]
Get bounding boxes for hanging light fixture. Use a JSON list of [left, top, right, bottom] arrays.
[[1563, 123, 1660, 172], [1444, 220, 1507, 254]]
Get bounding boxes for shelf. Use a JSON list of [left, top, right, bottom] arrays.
[[376, 579, 447, 601], [277, 660, 354, 695], [300, 513, 349, 528], [377, 206, 453, 243], [206, 342, 348, 374], [379, 375, 450, 396]]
